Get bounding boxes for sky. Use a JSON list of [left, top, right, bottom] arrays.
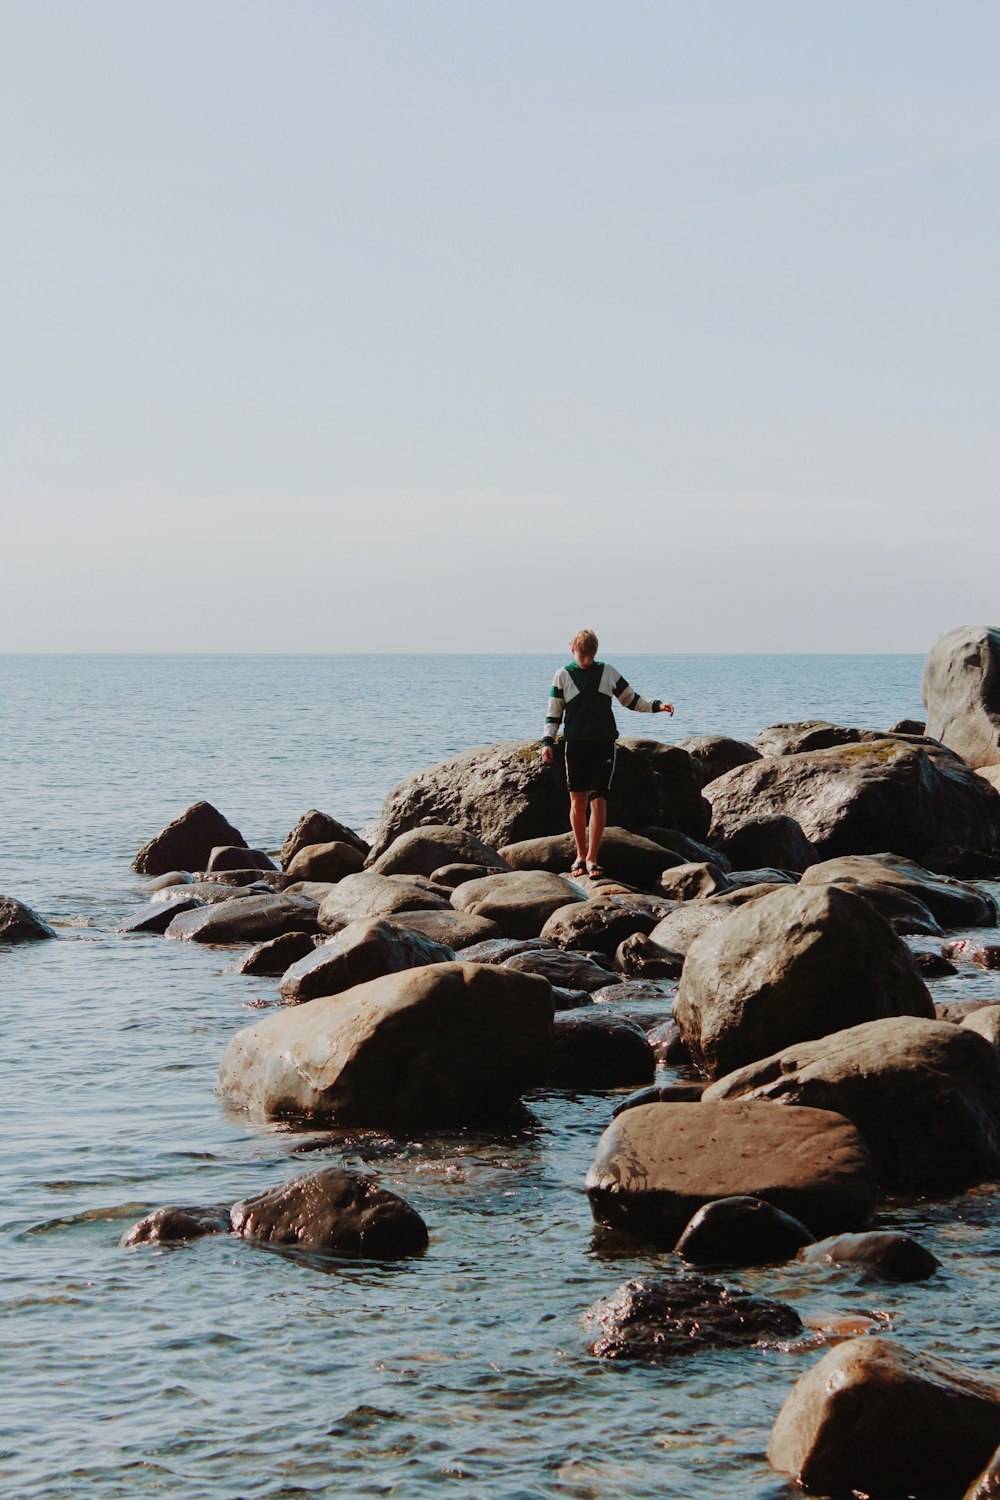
[[1, 0, 998, 652]]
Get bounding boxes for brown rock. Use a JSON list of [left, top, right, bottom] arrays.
[[802, 852, 996, 929], [657, 861, 732, 900], [132, 801, 247, 876], [230, 1167, 428, 1258], [368, 823, 508, 878], [238, 930, 318, 976], [121, 1205, 228, 1245], [540, 898, 658, 957], [278, 918, 454, 1004], [207, 845, 277, 873], [317, 872, 450, 932], [284, 841, 366, 883], [922, 625, 1000, 769], [587, 1273, 801, 1361], [615, 933, 684, 979], [500, 827, 683, 888], [451, 870, 584, 938], [279, 810, 369, 869], [165, 893, 320, 944]]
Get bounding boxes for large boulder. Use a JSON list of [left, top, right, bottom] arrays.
[[230, 1168, 428, 1258], [451, 871, 584, 938], [499, 827, 683, 887], [802, 852, 996, 929], [165, 892, 320, 944], [705, 739, 1000, 863], [675, 735, 761, 786], [768, 1336, 1000, 1497], [367, 824, 508, 878], [284, 841, 366, 883], [586, 1274, 802, 1361], [317, 872, 450, 932], [540, 898, 658, 957], [366, 740, 708, 858], [585, 1100, 875, 1244], [279, 810, 369, 869], [278, 918, 454, 1003], [0, 896, 57, 943], [753, 720, 867, 756], [705, 1016, 1000, 1194], [922, 626, 1000, 769], [675, 884, 934, 1078], [710, 814, 817, 874], [218, 961, 554, 1126], [132, 801, 247, 876]]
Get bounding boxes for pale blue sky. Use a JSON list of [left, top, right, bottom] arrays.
[[2, 1, 997, 651]]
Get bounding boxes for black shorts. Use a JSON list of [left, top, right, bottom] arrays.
[[565, 740, 617, 797]]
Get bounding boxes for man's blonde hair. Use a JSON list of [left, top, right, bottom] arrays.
[[571, 629, 599, 657]]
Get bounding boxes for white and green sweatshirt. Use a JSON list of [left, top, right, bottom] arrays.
[[543, 661, 663, 745]]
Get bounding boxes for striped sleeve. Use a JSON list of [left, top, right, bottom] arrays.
[[543, 671, 566, 745], [611, 670, 661, 714]]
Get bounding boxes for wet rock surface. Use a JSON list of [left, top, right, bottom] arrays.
[[675, 1196, 815, 1267], [0, 896, 57, 944], [587, 1274, 802, 1361], [121, 1205, 229, 1246], [230, 1167, 428, 1258], [615, 932, 685, 979], [799, 1230, 940, 1281]]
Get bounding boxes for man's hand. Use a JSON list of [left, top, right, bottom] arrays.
[[541, 744, 555, 765], [659, 703, 674, 716]]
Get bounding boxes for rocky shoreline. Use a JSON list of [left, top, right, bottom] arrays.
[[5, 625, 1000, 1497]]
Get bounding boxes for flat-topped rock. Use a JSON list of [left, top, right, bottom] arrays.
[[219, 961, 554, 1127], [585, 1100, 875, 1244], [499, 827, 683, 887]]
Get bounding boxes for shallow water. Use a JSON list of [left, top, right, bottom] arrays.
[[2, 654, 999, 1499]]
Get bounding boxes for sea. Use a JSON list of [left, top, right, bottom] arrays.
[[3, 653, 1000, 1500]]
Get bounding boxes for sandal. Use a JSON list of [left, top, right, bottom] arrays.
[[586, 862, 604, 878], [570, 858, 587, 877]]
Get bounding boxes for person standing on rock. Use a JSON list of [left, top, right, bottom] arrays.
[[541, 629, 674, 878]]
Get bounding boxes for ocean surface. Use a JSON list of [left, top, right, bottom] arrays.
[[2, 653, 1000, 1500]]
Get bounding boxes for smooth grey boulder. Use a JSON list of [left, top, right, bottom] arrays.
[[799, 1230, 940, 1281], [675, 735, 761, 787], [710, 814, 817, 874], [278, 918, 454, 1004], [368, 823, 508, 878], [383, 910, 501, 948], [367, 740, 709, 859], [230, 1167, 428, 1258], [207, 845, 277, 873], [500, 827, 683, 887], [705, 739, 1000, 863], [317, 872, 450, 932], [451, 870, 584, 938], [587, 1274, 801, 1361], [675, 883, 934, 1079], [615, 933, 685, 979], [238, 930, 318, 976], [922, 625, 1000, 769], [283, 841, 366, 883], [218, 961, 554, 1126], [585, 1101, 875, 1244], [705, 1016, 1000, 1194], [0, 896, 57, 943], [657, 861, 732, 901], [753, 720, 866, 756], [165, 893, 320, 944], [279, 810, 369, 869], [801, 852, 996, 929], [114, 897, 204, 935], [501, 946, 618, 994], [768, 1336, 1000, 1497], [132, 801, 247, 876], [675, 1196, 815, 1266], [121, 1205, 228, 1246], [546, 1011, 655, 1088], [540, 898, 658, 957]]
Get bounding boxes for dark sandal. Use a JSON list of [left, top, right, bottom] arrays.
[[570, 858, 587, 877], [586, 862, 604, 878]]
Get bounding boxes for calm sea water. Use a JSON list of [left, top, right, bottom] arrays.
[[2, 654, 999, 1500]]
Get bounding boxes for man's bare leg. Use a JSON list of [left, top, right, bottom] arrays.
[[569, 792, 589, 862], [587, 796, 607, 867]]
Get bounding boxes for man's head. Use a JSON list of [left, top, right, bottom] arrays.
[[570, 628, 598, 667]]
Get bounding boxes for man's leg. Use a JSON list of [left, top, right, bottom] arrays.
[[569, 792, 589, 861], [586, 795, 607, 866]]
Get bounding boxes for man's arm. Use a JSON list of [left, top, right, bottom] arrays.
[[611, 672, 674, 716], [541, 673, 566, 761]]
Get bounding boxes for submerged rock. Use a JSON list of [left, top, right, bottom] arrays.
[[230, 1167, 428, 1258], [768, 1336, 1000, 1497], [587, 1274, 802, 1361], [218, 961, 554, 1127], [121, 1205, 229, 1246], [675, 1196, 815, 1267], [800, 1230, 940, 1281], [132, 801, 247, 876], [0, 896, 57, 944]]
